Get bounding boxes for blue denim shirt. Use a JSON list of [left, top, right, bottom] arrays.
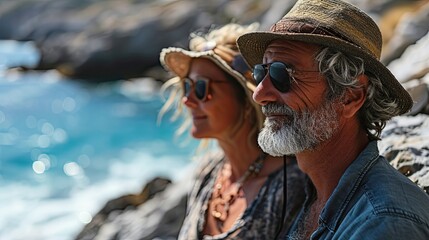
[[286, 141, 429, 239]]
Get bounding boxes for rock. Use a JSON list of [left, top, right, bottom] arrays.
[[3, 0, 427, 239], [0, 0, 213, 80], [381, 1, 429, 64], [75, 177, 172, 240], [42, 1, 209, 81], [0, 0, 289, 80], [388, 31, 429, 84], [4, 0, 404, 81], [386, 29, 429, 115], [379, 114, 429, 193], [74, 167, 195, 240]]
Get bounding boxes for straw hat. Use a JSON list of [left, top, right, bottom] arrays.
[[237, 0, 413, 115], [160, 23, 259, 92]]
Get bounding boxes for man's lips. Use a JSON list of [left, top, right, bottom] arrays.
[[265, 113, 292, 123]]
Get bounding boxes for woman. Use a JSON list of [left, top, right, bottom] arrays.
[[159, 23, 305, 239]]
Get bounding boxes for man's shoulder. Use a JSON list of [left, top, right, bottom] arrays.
[[333, 158, 429, 239], [364, 155, 428, 202], [354, 154, 429, 223]]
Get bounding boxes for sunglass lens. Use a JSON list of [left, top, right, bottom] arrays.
[[195, 80, 207, 100], [253, 64, 266, 84], [270, 62, 291, 92], [183, 79, 192, 97]]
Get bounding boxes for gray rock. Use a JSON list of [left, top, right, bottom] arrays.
[[381, 1, 429, 64], [75, 168, 195, 240], [4, 0, 426, 238], [75, 177, 172, 240], [388, 31, 429, 84], [379, 114, 429, 193], [1, 0, 401, 80], [387, 30, 429, 115]]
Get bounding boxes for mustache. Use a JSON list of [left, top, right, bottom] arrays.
[[262, 103, 295, 116]]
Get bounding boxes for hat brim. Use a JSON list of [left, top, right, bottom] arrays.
[[160, 47, 256, 92], [237, 31, 413, 115]]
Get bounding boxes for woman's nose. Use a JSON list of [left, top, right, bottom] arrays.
[[183, 93, 198, 108]]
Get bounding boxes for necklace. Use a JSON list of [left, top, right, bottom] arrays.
[[210, 152, 267, 228]]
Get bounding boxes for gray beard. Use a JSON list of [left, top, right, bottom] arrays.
[[257, 101, 340, 156]]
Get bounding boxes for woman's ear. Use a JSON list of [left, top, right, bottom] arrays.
[[342, 74, 368, 118]]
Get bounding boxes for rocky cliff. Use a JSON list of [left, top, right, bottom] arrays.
[[1, 0, 428, 239]]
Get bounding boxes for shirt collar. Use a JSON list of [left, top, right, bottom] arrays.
[[319, 141, 380, 231]]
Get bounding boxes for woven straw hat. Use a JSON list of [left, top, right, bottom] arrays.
[[237, 0, 412, 115], [160, 23, 259, 93]]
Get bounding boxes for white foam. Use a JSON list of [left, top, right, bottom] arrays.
[[0, 149, 194, 240]]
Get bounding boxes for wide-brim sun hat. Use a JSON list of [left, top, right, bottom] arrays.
[[160, 23, 259, 93], [237, 0, 413, 115]]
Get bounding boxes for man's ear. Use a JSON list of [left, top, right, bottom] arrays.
[[342, 74, 368, 118]]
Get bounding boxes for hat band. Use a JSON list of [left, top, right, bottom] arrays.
[[270, 19, 354, 46], [232, 55, 251, 75]]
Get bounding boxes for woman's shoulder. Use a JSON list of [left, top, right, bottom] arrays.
[[185, 151, 224, 212], [193, 150, 224, 176], [187, 150, 224, 192]]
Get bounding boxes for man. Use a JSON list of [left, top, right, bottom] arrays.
[[237, 0, 429, 239]]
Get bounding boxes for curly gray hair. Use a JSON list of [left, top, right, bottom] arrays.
[[316, 47, 401, 140]]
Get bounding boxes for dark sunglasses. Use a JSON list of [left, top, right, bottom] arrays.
[[253, 61, 318, 92], [182, 77, 228, 102]]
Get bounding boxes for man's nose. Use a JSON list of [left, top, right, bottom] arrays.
[[253, 74, 280, 106]]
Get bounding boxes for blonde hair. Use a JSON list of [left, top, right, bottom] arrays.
[[158, 23, 264, 153]]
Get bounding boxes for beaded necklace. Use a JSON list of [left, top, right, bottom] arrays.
[[210, 152, 267, 230]]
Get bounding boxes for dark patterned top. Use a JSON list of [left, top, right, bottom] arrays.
[[178, 151, 306, 240]]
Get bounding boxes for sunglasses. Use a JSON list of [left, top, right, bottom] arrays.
[[182, 77, 228, 102], [253, 61, 318, 92]]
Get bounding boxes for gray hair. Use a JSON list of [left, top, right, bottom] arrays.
[[316, 47, 401, 140]]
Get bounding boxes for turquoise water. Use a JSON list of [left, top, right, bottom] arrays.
[[0, 41, 197, 239]]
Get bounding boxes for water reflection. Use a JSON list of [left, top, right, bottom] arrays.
[[0, 41, 197, 240], [33, 160, 47, 174], [63, 162, 83, 177]]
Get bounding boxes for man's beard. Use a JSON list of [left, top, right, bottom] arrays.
[[257, 100, 340, 156]]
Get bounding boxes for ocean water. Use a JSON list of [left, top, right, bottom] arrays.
[[0, 41, 198, 240]]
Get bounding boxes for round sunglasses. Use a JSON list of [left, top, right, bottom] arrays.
[[182, 77, 229, 102], [253, 61, 318, 92]]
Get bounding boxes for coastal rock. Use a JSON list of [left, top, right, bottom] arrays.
[[75, 177, 172, 240], [6, 0, 409, 81], [0, 0, 261, 80], [386, 29, 429, 115], [38, 1, 210, 81], [4, 0, 426, 239], [388, 31, 429, 84], [379, 114, 429, 193], [380, 0, 429, 64], [75, 170, 194, 240]]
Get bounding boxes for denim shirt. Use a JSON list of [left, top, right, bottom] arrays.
[[286, 141, 429, 239]]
